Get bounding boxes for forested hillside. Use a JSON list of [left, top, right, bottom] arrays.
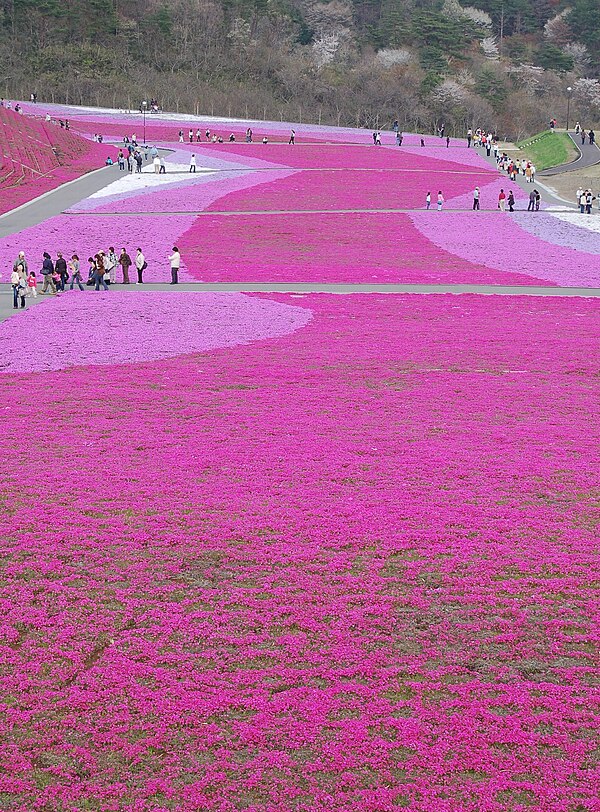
[[1, 0, 599, 136]]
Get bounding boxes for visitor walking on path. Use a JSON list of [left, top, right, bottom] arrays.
[[527, 190, 536, 212], [153, 155, 160, 174], [498, 189, 506, 211], [69, 255, 84, 290], [135, 248, 146, 283], [11, 267, 21, 309], [473, 187, 480, 210], [55, 252, 68, 291], [189, 153, 197, 173], [119, 248, 132, 284], [437, 191, 444, 211], [426, 191, 431, 210], [40, 252, 56, 294], [13, 251, 28, 277], [169, 247, 180, 284], [289, 129, 295, 145], [508, 190, 515, 212], [27, 271, 37, 298], [93, 254, 108, 292]]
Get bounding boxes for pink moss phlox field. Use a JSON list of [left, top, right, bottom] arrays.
[[84, 169, 298, 214], [178, 211, 549, 285], [409, 210, 600, 287], [205, 165, 494, 213], [0, 292, 312, 373], [0, 109, 111, 215], [0, 213, 196, 283], [510, 211, 600, 254], [1, 293, 599, 811], [444, 177, 529, 210]]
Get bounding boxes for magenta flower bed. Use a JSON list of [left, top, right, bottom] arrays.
[[0, 109, 113, 215], [205, 166, 496, 213], [0, 293, 599, 811], [211, 142, 497, 173], [178, 211, 549, 285]]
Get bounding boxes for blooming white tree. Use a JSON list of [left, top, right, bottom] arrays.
[[481, 36, 499, 59], [508, 64, 545, 95], [312, 32, 342, 67], [442, 0, 492, 28], [543, 10, 573, 46], [573, 78, 600, 110], [376, 48, 413, 68], [565, 44, 591, 75]]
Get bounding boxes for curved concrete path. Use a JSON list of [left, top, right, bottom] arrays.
[[539, 131, 600, 177]]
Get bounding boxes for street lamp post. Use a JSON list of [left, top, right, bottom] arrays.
[[566, 86, 573, 132], [142, 100, 147, 145]]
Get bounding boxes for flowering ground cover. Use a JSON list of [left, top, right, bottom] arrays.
[[0, 292, 311, 373], [409, 211, 600, 287], [204, 168, 495, 213], [177, 212, 551, 285], [207, 143, 494, 173], [0, 107, 111, 215], [0, 292, 599, 811]]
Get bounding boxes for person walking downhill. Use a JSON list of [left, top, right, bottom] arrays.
[[189, 153, 197, 173], [119, 248, 132, 284], [40, 252, 56, 294], [11, 266, 21, 309], [437, 191, 444, 211], [473, 187, 480, 210], [508, 190, 515, 212], [169, 246, 180, 284], [528, 189, 536, 212], [55, 252, 68, 291], [12, 251, 28, 280], [69, 254, 84, 290], [498, 188, 506, 211], [93, 254, 108, 291], [534, 189, 541, 211], [16, 266, 27, 308], [27, 271, 37, 298], [135, 248, 146, 283]]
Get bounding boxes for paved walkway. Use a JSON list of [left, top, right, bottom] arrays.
[[0, 165, 121, 239], [539, 131, 600, 177]]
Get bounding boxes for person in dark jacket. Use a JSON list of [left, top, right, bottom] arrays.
[[119, 248, 132, 284], [55, 252, 68, 291], [40, 252, 56, 294]]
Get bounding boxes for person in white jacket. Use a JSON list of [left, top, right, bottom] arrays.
[[135, 248, 146, 284], [169, 247, 180, 285]]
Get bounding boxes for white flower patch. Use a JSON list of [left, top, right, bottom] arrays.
[[89, 164, 215, 200]]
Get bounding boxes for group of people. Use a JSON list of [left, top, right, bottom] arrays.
[[176, 126, 289, 145], [576, 187, 596, 214], [8, 246, 183, 308], [574, 123, 596, 145]]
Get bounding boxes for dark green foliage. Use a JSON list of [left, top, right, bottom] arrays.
[[475, 68, 508, 109], [535, 43, 575, 72]]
